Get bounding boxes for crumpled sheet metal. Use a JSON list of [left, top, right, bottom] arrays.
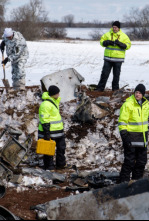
[[41, 68, 85, 103]]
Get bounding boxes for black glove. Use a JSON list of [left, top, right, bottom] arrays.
[[0, 41, 5, 52], [115, 40, 127, 50], [2, 57, 9, 65], [120, 130, 132, 147], [42, 123, 51, 140], [103, 40, 115, 47]]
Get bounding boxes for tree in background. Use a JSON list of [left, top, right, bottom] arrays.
[[10, 0, 48, 40], [0, 0, 8, 22], [63, 14, 75, 27], [125, 5, 149, 40], [0, 0, 9, 34]]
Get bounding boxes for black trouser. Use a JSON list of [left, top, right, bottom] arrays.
[[120, 145, 147, 182], [98, 60, 122, 91], [38, 132, 66, 170]]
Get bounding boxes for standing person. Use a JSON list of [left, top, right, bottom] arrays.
[[97, 21, 131, 92], [0, 28, 29, 91], [118, 84, 149, 183], [38, 85, 71, 171]]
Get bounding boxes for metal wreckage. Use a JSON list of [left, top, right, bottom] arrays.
[[0, 69, 149, 220]]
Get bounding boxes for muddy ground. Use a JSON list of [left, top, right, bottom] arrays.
[[0, 183, 70, 220]]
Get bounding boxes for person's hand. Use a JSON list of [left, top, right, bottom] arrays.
[[103, 40, 115, 47], [115, 40, 127, 50], [2, 57, 9, 65], [42, 123, 51, 140], [0, 41, 5, 53], [120, 130, 132, 147]]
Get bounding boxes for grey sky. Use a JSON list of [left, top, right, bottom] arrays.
[[6, 0, 149, 22]]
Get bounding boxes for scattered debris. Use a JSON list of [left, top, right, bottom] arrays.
[[72, 93, 110, 123], [0, 85, 147, 220], [22, 168, 66, 184]]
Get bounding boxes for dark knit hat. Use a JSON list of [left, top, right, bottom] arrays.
[[48, 85, 60, 96], [134, 84, 146, 96], [112, 21, 121, 29]]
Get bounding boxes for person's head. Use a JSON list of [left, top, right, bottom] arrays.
[[48, 85, 60, 100], [4, 28, 14, 40], [134, 84, 146, 101], [112, 21, 121, 33]]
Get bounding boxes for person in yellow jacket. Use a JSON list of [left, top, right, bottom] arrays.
[[38, 85, 71, 171], [97, 21, 131, 92], [118, 84, 149, 182]]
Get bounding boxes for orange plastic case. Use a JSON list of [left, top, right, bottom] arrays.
[[36, 139, 56, 156]]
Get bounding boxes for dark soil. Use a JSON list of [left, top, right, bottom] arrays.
[[0, 185, 70, 220], [66, 122, 97, 143]]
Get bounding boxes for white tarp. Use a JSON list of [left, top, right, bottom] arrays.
[[41, 68, 85, 102]]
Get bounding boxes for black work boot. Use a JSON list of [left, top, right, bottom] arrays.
[[56, 164, 72, 170]]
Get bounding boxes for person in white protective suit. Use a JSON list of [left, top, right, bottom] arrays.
[[0, 28, 29, 90]]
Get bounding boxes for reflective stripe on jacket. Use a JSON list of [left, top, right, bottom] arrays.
[[100, 28, 131, 62], [118, 95, 149, 147], [38, 92, 64, 138]]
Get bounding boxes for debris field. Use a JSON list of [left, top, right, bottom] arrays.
[[0, 86, 149, 220]]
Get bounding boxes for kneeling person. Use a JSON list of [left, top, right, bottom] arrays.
[[38, 86, 71, 171]]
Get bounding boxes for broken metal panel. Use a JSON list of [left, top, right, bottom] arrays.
[[97, 192, 149, 220], [1, 137, 27, 168], [99, 178, 149, 201], [46, 191, 99, 220], [41, 68, 85, 103], [46, 178, 149, 220]]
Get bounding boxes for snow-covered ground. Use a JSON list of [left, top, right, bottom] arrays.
[[2, 40, 149, 90]]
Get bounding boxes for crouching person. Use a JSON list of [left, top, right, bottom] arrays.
[[38, 86, 71, 171], [118, 84, 149, 183]]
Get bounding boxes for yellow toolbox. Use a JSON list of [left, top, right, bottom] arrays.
[[36, 139, 56, 156]]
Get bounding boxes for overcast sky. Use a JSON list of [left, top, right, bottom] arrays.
[[6, 0, 149, 22]]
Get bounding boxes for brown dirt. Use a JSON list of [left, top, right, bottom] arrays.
[[81, 86, 114, 98], [66, 122, 97, 143], [0, 185, 70, 220], [26, 104, 39, 115], [5, 109, 15, 116]]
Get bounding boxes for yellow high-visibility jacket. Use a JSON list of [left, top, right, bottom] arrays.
[[118, 95, 149, 147], [38, 92, 64, 139], [100, 28, 131, 62]]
